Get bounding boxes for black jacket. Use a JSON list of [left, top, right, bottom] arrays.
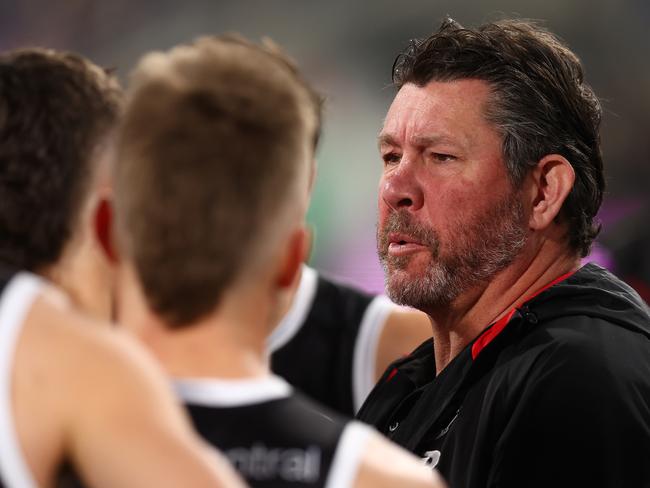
[[357, 264, 650, 487]]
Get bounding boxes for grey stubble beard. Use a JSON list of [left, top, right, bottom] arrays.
[[377, 193, 527, 312]]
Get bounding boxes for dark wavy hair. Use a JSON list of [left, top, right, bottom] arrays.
[[392, 18, 604, 257], [0, 48, 121, 271]]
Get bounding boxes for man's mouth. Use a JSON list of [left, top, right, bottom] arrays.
[[387, 232, 428, 256]]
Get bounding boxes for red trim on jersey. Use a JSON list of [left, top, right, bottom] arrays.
[[471, 308, 517, 360], [471, 270, 576, 360], [385, 368, 398, 383]]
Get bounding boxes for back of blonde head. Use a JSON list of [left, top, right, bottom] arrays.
[[115, 36, 320, 327]]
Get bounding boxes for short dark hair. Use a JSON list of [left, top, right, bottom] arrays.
[[392, 18, 604, 257], [0, 48, 122, 271], [115, 35, 320, 327]]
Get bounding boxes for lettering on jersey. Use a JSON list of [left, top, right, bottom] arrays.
[[226, 444, 321, 482], [422, 450, 441, 469]]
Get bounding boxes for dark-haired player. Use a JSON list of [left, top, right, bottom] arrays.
[[0, 48, 243, 488]]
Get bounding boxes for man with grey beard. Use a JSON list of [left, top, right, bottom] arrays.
[[357, 18, 650, 488], [377, 195, 526, 309]]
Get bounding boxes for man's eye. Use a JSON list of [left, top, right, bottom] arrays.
[[382, 152, 401, 165], [431, 152, 456, 162]]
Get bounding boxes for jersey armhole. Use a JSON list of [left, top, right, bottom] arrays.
[[267, 265, 318, 353], [0, 273, 44, 488], [352, 296, 395, 413], [324, 421, 373, 488]]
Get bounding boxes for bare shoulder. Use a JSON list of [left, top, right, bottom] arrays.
[[383, 306, 431, 336], [375, 306, 431, 381], [12, 281, 171, 485], [14, 282, 179, 443], [15, 282, 245, 487], [18, 284, 167, 405], [354, 429, 446, 488]]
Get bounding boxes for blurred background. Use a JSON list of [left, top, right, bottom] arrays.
[[1, 0, 648, 300]]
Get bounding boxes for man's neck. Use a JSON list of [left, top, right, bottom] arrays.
[[428, 243, 580, 374]]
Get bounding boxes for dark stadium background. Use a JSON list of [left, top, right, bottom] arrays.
[[1, 0, 648, 300]]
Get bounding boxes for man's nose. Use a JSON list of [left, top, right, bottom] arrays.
[[380, 158, 424, 212]]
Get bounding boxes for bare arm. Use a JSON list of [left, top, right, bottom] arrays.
[[375, 308, 431, 382], [64, 327, 245, 488], [13, 283, 243, 487], [354, 431, 446, 488]]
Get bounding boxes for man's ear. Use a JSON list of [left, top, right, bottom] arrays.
[[527, 154, 575, 231], [276, 227, 307, 289], [94, 197, 119, 263]]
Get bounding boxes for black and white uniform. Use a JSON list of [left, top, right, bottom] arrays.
[[175, 375, 373, 488], [0, 271, 46, 488], [269, 266, 397, 415]]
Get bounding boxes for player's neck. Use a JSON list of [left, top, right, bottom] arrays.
[[141, 319, 271, 381], [118, 274, 273, 380], [39, 228, 113, 321], [427, 238, 580, 374]]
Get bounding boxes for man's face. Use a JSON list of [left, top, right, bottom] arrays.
[[377, 79, 528, 311]]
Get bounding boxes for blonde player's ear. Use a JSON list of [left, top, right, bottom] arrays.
[[94, 197, 119, 264], [276, 227, 307, 289]]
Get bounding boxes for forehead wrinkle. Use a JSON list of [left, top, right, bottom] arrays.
[[410, 134, 463, 150], [380, 80, 493, 153]]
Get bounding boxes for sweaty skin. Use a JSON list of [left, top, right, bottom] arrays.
[[13, 283, 244, 488]]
